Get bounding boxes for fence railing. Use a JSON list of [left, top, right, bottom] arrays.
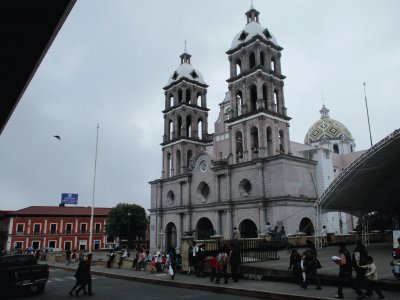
[[199, 238, 279, 263]]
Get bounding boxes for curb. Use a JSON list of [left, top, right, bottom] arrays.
[[50, 265, 334, 300]]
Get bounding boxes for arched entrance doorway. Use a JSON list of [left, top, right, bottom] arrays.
[[165, 222, 177, 251], [299, 218, 314, 236], [239, 219, 258, 238], [196, 218, 214, 240]]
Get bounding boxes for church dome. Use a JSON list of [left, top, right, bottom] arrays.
[[304, 105, 353, 144], [230, 7, 278, 50], [166, 52, 206, 86]]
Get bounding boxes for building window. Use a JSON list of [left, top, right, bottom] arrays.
[[50, 223, 57, 234], [48, 241, 56, 248], [33, 224, 41, 234], [95, 223, 101, 234], [32, 241, 40, 250], [197, 182, 210, 203], [167, 190, 175, 205], [94, 240, 100, 250], [15, 241, 23, 249], [80, 223, 87, 234], [333, 144, 339, 154], [16, 224, 24, 233], [239, 178, 252, 197], [65, 223, 73, 234]]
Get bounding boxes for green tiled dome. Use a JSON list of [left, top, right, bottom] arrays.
[[304, 106, 353, 144]]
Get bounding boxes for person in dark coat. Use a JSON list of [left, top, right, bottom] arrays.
[[352, 241, 368, 294], [301, 240, 321, 290], [229, 245, 241, 282], [334, 242, 364, 299], [75, 253, 94, 296], [289, 248, 303, 284], [68, 260, 88, 296]]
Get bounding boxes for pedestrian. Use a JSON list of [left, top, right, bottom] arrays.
[[264, 222, 272, 234], [333, 242, 364, 299], [69, 259, 88, 296], [230, 245, 241, 282], [232, 227, 241, 250], [320, 225, 328, 247], [352, 241, 368, 294], [65, 249, 71, 266], [358, 256, 384, 299], [107, 248, 115, 268], [289, 248, 303, 284], [71, 249, 77, 265], [75, 253, 94, 296], [188, 246, 195, 275], [205, 253, 219, 282], [191, 241, 199, 275], [196, 244, 206, 277], [215, 248, 229, 284], [301, 240, 321, 290], [168, 248, 177, 279], [78, 250, 84, 262]]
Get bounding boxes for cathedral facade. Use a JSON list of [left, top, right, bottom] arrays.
[[149, 7, 321, 254]]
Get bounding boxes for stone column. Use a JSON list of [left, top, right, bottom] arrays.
[[259, 208, 266, 234], [226, 210, 233, 239], [215, 210, 221, 235], [257, 162, 265, 198], [215, 175, 220, 202], [177, 213, 183, 254]]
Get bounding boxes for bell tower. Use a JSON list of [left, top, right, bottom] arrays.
[[161, 51, 210, 178], [226, 6, 291, 164]]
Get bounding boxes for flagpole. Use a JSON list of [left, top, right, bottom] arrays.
[[363, 83, 373, 147], [89, 124, 100, 252]]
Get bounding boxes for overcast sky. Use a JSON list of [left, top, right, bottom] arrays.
[[1, 0, 399, 212]]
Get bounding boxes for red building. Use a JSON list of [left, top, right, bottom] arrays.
[[2, 206, 111, 252]]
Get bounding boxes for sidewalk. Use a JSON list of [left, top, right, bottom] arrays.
[[45, 245, 400, 300]]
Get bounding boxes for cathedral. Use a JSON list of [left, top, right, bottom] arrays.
[[149, 6, 361, 253]]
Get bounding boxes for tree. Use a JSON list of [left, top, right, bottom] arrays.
[[105, 203, 148, 244]]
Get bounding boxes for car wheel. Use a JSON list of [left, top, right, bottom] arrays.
[[36, 283, 45, 294]]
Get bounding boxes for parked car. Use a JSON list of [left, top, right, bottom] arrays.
[[0, 254, 49, 297]]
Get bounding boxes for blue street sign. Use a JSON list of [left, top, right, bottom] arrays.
[[61, 193, 78, 204]]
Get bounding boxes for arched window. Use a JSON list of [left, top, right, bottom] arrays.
[[178, 89, 183, 103], [236, 91, 243, 116], [260, 51, 265, 66], [333, 144, 339, 154], [196, 93, 201, 106], [350, 145, 354, 153], [177, 116, 182, 137], [186, 115, 192, 137], [186, 90, 191, 103], [250, 126, 259, 153], [249, 51, 256, 68], [198, 119, 203, 140], [176, 150, 181, 175], [271, 58, 276, 71], [250, 85, 257, 111], [262, 84, 268, 109], [167, 152, 172, 178], [169, 94, 174, 108], [236, 59, 242, 75], [169, 120, 173, 140], [273, 90, 279, 113], [235, 131, 243, 159], [267, 127, 273, 156], [279, 130, 285, 153], [187, 150, 193, 168]]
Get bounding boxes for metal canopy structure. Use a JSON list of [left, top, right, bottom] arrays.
[[316, 129, 400, 217], [0, 1, 76, 135]]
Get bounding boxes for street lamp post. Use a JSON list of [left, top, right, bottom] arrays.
[[89, 124, 100, 253]]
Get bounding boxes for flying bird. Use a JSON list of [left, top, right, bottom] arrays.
[[53, 135, 61, 140]]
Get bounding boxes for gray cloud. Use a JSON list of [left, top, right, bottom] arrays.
[[1, 0, 399, 211]]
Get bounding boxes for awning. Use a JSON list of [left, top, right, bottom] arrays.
[[317, 129, 400, 216]]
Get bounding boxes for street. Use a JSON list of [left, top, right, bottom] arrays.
[[9, 269, 260, 300]]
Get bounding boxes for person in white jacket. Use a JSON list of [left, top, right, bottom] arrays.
[[358, 256, 384, 299]]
